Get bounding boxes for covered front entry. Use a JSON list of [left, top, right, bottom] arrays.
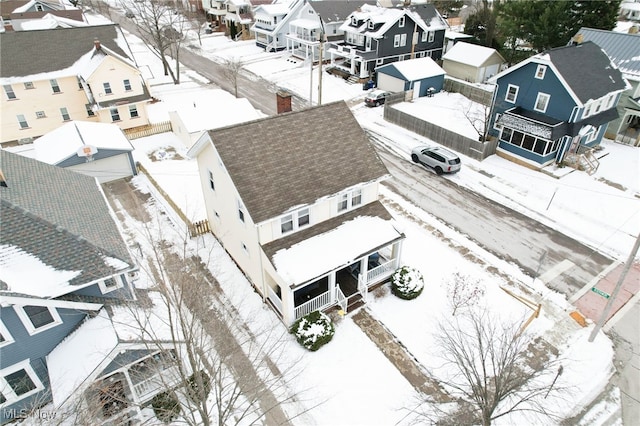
[[292, 242, 402, 321]]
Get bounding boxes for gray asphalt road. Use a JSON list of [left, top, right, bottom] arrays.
[[368, 131, 614, 299]]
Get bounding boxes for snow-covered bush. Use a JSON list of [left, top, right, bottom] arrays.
[[290, 310, 335, 351], [186, 370, 211, 403], [151, 390, 181, 423], [391, 266, 424, 300]]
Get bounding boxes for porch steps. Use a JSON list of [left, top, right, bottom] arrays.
[[347, 75, 360, 84]]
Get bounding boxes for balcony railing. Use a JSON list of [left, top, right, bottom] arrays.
[[267, 286, 283, 314], [132, 366, 181, 403], [366, 258, 398, 284], [294, 290, 331, 320]]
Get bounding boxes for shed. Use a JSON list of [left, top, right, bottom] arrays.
[[376, 57, 446, 98], [33, 121, 136, 183], [442, 41, 505, 83]]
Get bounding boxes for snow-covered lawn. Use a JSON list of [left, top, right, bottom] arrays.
[[49, 13, 640, 424]]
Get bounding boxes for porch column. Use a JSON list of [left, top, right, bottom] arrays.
[[328, 272, 336, 304], [392, 240, 403, 268], [283, 287, 295, 326]]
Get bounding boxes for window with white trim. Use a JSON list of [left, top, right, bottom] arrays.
[[129, 105, 139, 118], [367, 20, 374, 30], [17, 114, 29, 129], [535, 65, 546, 79], [86, 104, 95, 117], [24, 81, 34, 90], [103, 82, 112, 95], [238, 201, 245, 223], [36, 111, 46, 119], [594, 99, 602, 114], [98, 275, 124, 294], [376, 58, 383, 65], [505, 84, 519, 103], [337, 189, 363, 212], [585, 125, 600, 143], [123, 79, 132, 91], [280, 207, 310, 234], [583, 103, 592, 118], [394, 34, 401, 48], [110, 108, 120, 122], [50, 79, 61, 93], [0, 361, 44, 407], [60, 107, 71, 121], [534, 92, 550, 113], [0, 320, 14, 348], [428, 31, 434, 42], [421, 31, 427, 42], [399, 16, 405, 27], [14, 305, 62, 335], [400, 33, 407, 47], [493, 113, 502, 131], [3, 85, 16, 100]]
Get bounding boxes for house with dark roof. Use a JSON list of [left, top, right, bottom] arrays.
[[8, 0, 84, 31], [572, 28, 640, 147], [188, 101, 405, 326], [487, 41, 629, 170], [326, 3, 447, 80], [251, 0, 306, 52], [0, 24, 152, 146], [0, 150, 138, 423], [284, 0, 368, 62]]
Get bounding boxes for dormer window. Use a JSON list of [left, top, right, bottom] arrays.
[[14, 305, 62, 335], [367, 20, 374, 30], [337, 188, 363, 213], [399, 16, 405, 28], [535, 65, 547, 79], [351, 16, 357, 26]]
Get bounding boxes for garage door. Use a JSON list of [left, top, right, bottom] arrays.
[[377, 73, 405, 93], [68, 153, 134, 183]]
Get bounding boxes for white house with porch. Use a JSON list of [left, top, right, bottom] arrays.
[[188, 101, 405, 325]]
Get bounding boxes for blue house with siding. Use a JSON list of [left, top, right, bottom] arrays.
[[376, 56, 445, 98], [0, 151, 136, 423], [487, 41, 629, 169]]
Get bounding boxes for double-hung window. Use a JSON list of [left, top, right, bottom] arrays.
[[17, 115, 28, 129], [129, 105, 139, 118], [337, 188, 363, 212], [60, 107, 71, 121], [103, 82, 112, 95], [3, 85, 16, 100], [535, 65, 546, 79], [505, 84, 519, 103], [110, 108, 120, 122], [534, 93, 550, 113], [123, 79, 132, 91], [280, 207, 310, 234], [0, 361, 44, 406], [50, 79, 61, 93]]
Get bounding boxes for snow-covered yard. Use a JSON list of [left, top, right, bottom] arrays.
[[32, 12, 640, 424]]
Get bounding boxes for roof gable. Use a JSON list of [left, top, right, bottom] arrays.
[[0, 24, 132, 80], [203, 101, 388, 223], [377, 56, 445, 80]]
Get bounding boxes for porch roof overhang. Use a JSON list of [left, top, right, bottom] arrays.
[[262, 201, 404, 288], [497, 107, 567, 140]]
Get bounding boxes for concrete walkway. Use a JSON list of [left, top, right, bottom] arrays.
[[351, 309, 451, 402]]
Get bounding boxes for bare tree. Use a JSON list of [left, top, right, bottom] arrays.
[[445, 272, 485, 316], [184, 7, 209, 47], [120, 0, 187, 84], [460, 98, 492, 142], [221, 57, 243, 98], [430, 308, 567, 426]]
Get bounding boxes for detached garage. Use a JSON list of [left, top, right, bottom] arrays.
[[376, 57, 446, 98], [442, 41, 505, 83], [34, 121, 136, 183]]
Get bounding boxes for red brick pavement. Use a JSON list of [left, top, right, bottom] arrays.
[[574, 262, 640, 323]]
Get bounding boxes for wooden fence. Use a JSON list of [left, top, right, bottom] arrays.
[[136, 162, 211, 238], [443, 77, 494, 106], [125, 121, 172, 140], [384, 104, 498, 161]]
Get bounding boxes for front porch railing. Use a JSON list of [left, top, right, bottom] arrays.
[[294, 290, 331, 320], [335, 286, 347, 312], [366, 258, 398, 284], [132, 365, 181, 403]]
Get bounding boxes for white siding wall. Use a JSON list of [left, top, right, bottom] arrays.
[[377, 73, 405, 93], [67, 153, 134, 183]]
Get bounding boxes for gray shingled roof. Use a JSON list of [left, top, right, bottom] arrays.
[[310, 0, 370, 23], [0, 151, 133, 284], [546, 41, 628, 104], [574, 28, 640, 78], [0, 24, 131, 78], [208, 101, 389, 224]]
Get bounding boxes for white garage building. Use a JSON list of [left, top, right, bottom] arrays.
[[34, 121, 136, 183]]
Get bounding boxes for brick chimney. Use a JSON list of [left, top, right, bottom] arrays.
[[276, 90, 292, 114], [94, 39, 101, 51]]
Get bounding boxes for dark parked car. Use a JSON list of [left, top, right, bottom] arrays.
[[364, 90, 390, 107], [411, 145, 461, 174]]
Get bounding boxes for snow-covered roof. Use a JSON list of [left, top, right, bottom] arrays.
[[289, 18, 320, 30], [445, 30, 473, 40], [169, 90, 265, 135], [15, 12, 87, 30], [13, 0, 68, 13], [34, 121, 133, 165], [574, 28, 640, 78], [443, 41, 504, 67], [377, 56, 445, 81], [271, 211, 403, 286], [47, 309, 118, 406]]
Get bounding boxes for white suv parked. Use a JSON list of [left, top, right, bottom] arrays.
[[411, 145, 461, 174]]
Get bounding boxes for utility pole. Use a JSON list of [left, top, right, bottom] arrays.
[[317, 15, 325, 106], [588, 231, 640, 342]]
